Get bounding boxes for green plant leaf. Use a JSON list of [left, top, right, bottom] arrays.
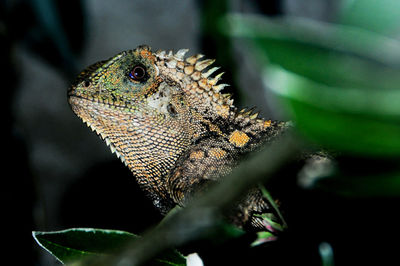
[[339, 0, 400, 38], [251, 231, 277, 247], [221, 14, 400, 87], [264, 66, 400, 156], [221, 14, 400, 157], [258, 184, 287, 230], [32, 228, 186, 265]]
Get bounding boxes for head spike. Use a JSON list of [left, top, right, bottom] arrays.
[[195, 59, 215, 71], [202, 67, 220, 78], [250, 112, 259, 119], [213, 83, 229, 92], [209, 72, 224, 85], [175, 49, 189, 60], [244, 107, 256, 116], [155, 50, 166, 59], [186, 54, 204, 65], [166, 59, 177, 69], [222, 93, 231, 99]]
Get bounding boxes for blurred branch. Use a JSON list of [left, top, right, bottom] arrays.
[[75, 133, 302, 266]]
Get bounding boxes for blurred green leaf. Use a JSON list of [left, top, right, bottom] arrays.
[[221, 14, 400, 156], [264, 66, 400, 156], [221, 14, 400, 87], [264, 66, 400, 119], [251, 231, 277, 247], [32, 228, 186, 265], [339, 0, 400, 38], [258, 184, 287, 230]]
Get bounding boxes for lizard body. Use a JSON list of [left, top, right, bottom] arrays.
[[68, 45, 288, 231]]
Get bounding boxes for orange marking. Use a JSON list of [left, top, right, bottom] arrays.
[[189, 150, 205, 160], [263, 120, 272, 128], [209, 148, 227, 159], [229, 130, 250, 147], [208, 123, 223, 135], [139, 49, 156, 63], [198, 78, 208, 89], [216, 104, 230, 118]]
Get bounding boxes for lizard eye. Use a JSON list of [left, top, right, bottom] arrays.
[[129, 65, 147, 81]]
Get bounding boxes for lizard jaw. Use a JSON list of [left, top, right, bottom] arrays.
[[84, 119, 128, 167], [69, 95, 128, 167]]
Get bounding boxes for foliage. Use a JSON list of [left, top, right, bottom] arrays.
[[221, 0, 400, 198], [32, 228, 186, 265], [222, 14, 400, 157]]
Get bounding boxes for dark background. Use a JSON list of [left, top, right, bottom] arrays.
[[1, 0, 398, 265]]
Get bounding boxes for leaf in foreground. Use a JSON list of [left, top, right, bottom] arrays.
[[32, 228, 186, 265]]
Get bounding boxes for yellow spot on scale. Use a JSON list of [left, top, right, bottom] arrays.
[[263, 120, 272, 128], [189, 150, 205, 160], [229, 130, 250, 148], [215, 104, 230, 119], [209, 148, 227, 159], [208, 123, 222, 135]]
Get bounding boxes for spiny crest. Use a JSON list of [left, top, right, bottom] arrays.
[[236, 107, 264, 126], [154, 48, 234, 119], [152, 47, 271, 131]]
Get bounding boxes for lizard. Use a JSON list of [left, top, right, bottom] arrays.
[[67, 45, 289, 232]]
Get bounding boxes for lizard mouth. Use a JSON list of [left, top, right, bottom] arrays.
[[67, 90, 133, 110]]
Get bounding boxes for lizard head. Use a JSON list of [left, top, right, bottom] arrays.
[[68, 45, 237, 183]]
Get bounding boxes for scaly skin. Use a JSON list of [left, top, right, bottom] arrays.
[[68, 45, 288, 231]]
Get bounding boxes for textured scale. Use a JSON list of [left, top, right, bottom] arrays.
[[68, 45, 289, 231]]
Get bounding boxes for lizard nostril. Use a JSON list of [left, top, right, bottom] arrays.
[[84, 80, 91, 87]]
